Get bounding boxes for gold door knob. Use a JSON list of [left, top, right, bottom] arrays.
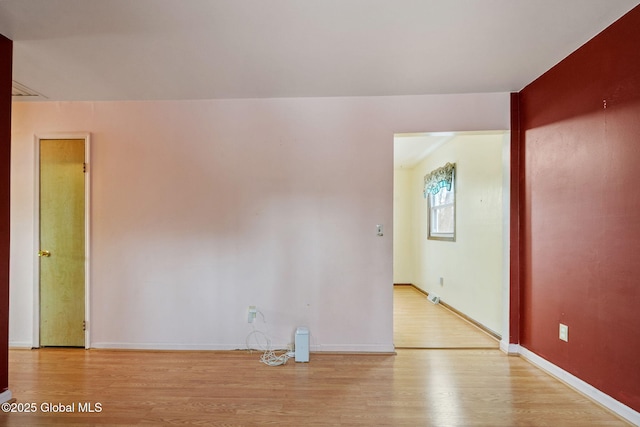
[[38, 250, 51, 257]]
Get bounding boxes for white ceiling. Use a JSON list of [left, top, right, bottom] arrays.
[[394, 133, 453, 170], [1, 0, 638, 102], [394, 131, 509, 170]]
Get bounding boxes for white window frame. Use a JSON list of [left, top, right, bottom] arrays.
[[427, 177, 455, 241]]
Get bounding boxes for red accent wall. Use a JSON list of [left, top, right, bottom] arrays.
[[0, 34, 12, 394], [509, 92, 521, 345], [518, 6, 640, 411]]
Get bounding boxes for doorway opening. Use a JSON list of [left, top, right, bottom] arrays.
[[393, 131, 509, 349], [34, 134, 91, 348]]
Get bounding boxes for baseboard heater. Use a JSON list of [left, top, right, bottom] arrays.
[[427, 293, 440, 304]]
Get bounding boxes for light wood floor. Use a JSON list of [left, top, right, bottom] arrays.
[[394, 285, 500, 349], [2, 288, 630, 426], [3, 348, 630, 426]]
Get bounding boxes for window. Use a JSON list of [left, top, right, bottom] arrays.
[[428, 180, 455, 240], [424, 163, 455, 241]]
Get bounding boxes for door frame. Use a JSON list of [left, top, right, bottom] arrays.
[[33, 133, 91, 349], [392, 130, 511, 347]]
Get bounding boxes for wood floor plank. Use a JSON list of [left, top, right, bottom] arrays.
[[394, 285, 500, 348]]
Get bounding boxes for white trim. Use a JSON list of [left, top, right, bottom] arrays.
[[311, 344, 395, 353], [501, 131, 511, 349], [92, 342, 249, 351], [0, 389, 12, 404], [33, 133, 92, 349], [84, 135, 91, 349], [32, 136, 39, 348], [519, 346, 640, 426], [8, 342, 33, 349], [91, 342, 396, 353], [499, 340, 519, 355]]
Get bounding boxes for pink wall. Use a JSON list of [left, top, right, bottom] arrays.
[[518, 5, 640, 411], [10, 93, 510, 351]]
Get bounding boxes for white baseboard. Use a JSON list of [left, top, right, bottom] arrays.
[[91, 342, 246, 351], [8, 341, 33, 349], [315, 344, 395, 353], [499, 340, 520, 355], [519, 346, 640, 426], [90, 342, 395, 353], [0, 389, 12, 404]]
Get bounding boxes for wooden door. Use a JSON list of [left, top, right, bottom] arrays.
[[39, 139, 85, 347]]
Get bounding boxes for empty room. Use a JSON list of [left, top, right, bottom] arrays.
[[0, 1, 639, 425]]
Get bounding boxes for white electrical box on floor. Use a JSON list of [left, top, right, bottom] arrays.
[[295, 327, 309, 362]]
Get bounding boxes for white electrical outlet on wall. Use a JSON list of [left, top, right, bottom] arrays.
[[248, 306, 257, 323], [559, 323, 569, 342]]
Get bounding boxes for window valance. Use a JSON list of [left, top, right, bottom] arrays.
[[423, 162, 456, 197]]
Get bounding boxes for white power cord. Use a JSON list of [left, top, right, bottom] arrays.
[[245, 313, 291, 366], [260, 349, 290, 366]]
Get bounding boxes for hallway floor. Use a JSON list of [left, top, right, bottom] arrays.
[[393, 284, 499, 349]]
